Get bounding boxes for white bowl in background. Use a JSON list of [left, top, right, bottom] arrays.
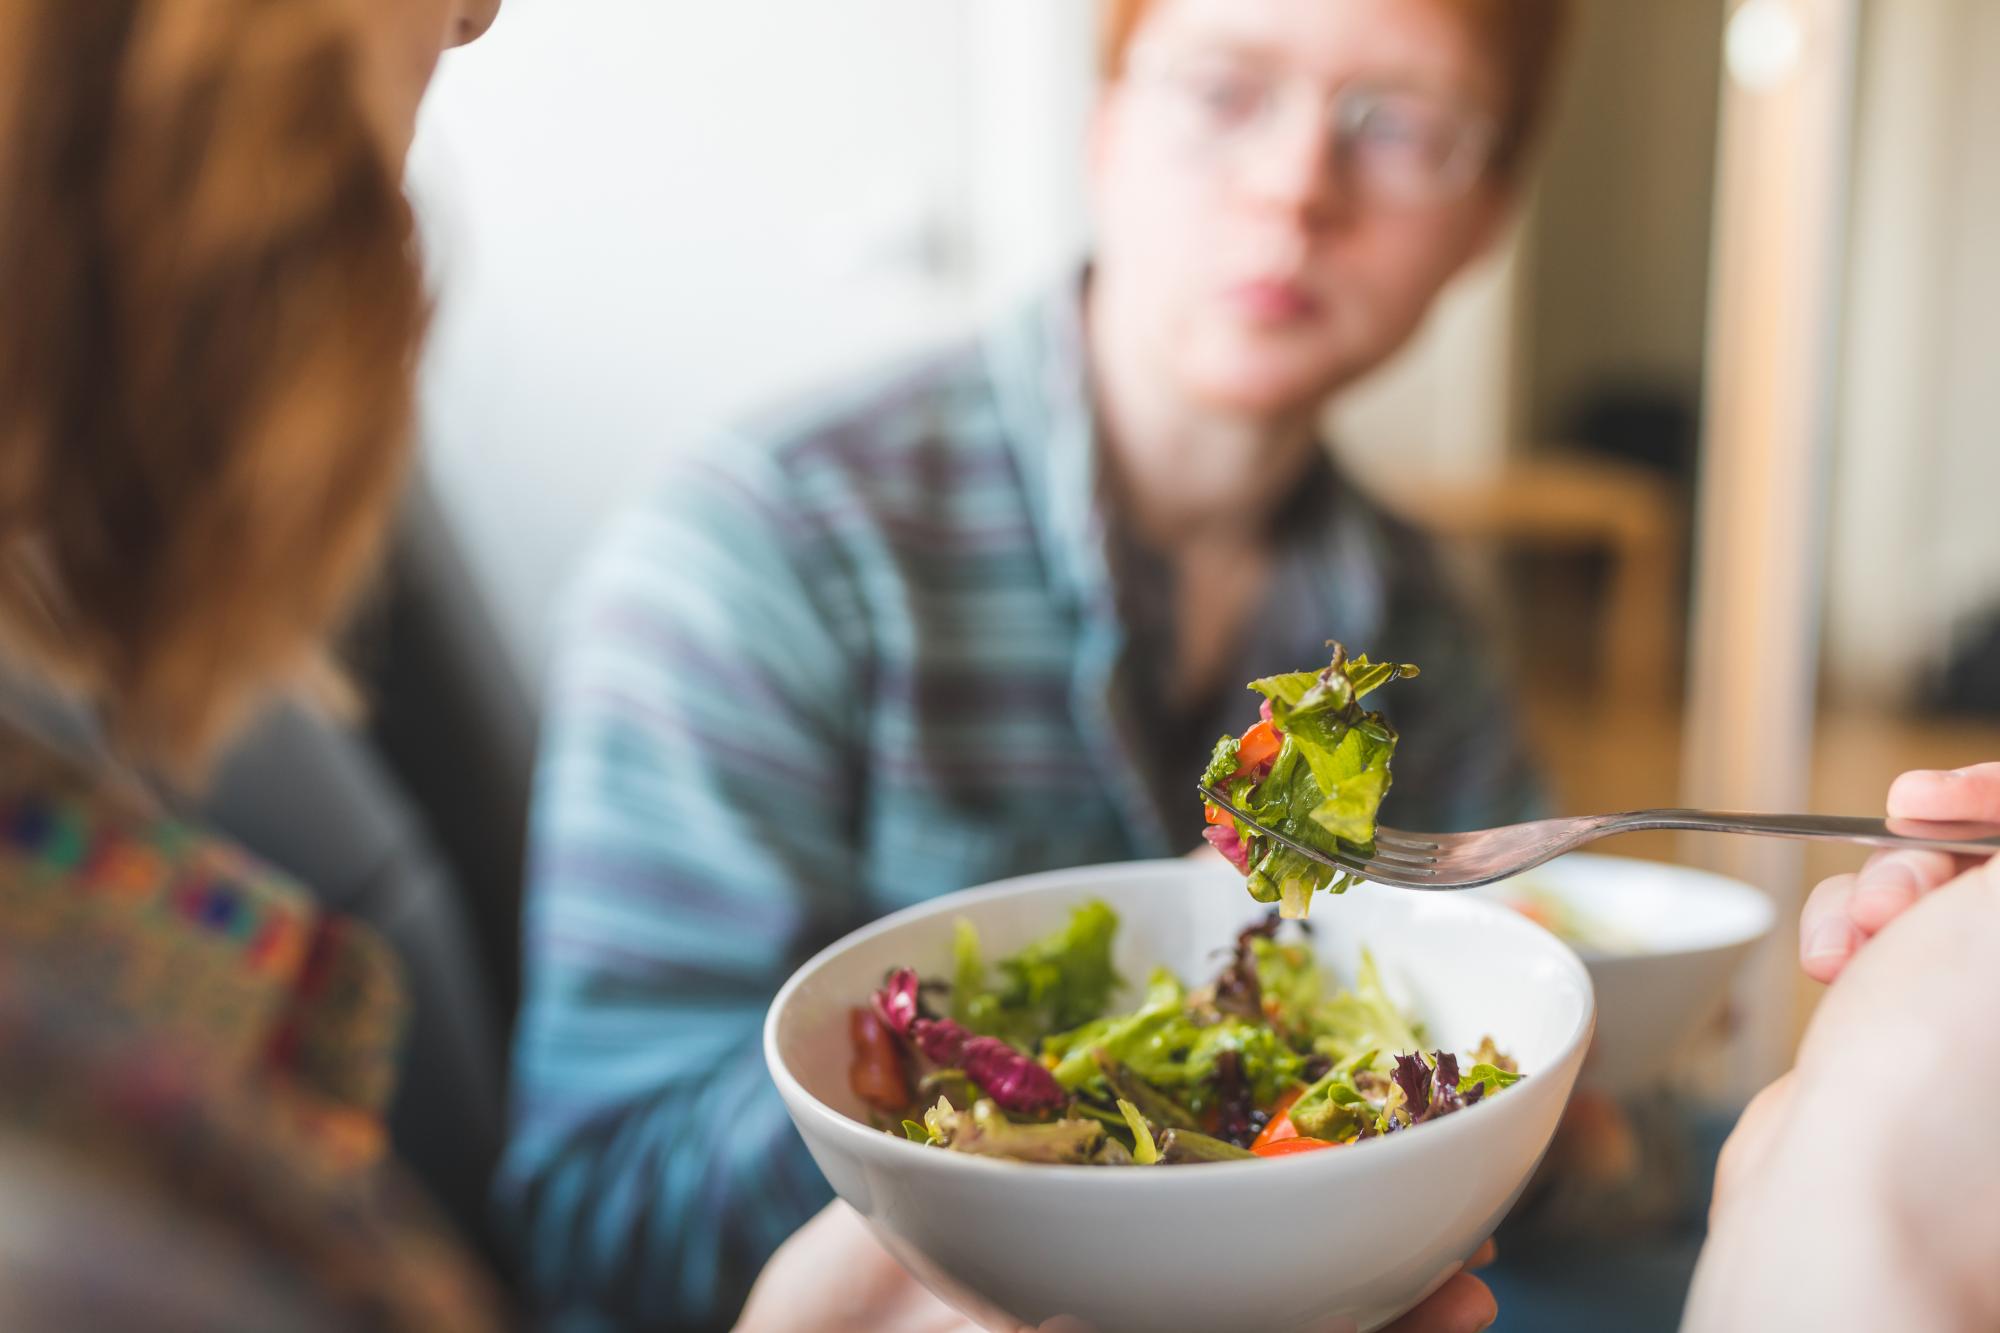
[[766, 860, 1594, 1333], [1472, 853, 1776, 1094]]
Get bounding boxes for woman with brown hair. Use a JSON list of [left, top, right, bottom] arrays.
[[0, 0, 506, 1327]]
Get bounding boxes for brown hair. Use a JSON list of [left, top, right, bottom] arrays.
[[1099, 0, 1573, 176], [0, 0, 426, 780]]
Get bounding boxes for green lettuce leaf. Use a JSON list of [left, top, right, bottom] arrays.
[[1303, 720, 1396, 845], [1116, 1098, 1161, 1165], [1043, 967, 1304, 1111], [951, 919, 997, 1031], [1345, 655, 1420, 700], [1288, 1050, 1383, 1142], [1309, 950, 1425, 1066], [1236, 741, 1363, 911], [1211, 646, 1418, 916], [1201, 734, 1242, 790], [1043, 968, 1184, 1087], [951, 901, 1123, 1048], [1459, 1063, 1524, 1098], [1249, 935, 1322, 1036], [1247, 669, 1347, 717]]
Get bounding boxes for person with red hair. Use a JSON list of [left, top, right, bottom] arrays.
[[508, 1, 1572, 1329]]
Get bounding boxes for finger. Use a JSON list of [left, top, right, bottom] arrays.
[[1886, 763, 2000, 824], [1711, 1074, 1794, 1226], [1848, 849, 1963, 934], [1465, 1240, 1498, 1272], [1799, 874, 1861, 983], [1376, 1274, 1496, 1333]]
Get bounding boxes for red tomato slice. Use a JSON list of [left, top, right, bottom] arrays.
[[1252, 1136, 1338, 1158], [1251, 1085, 1307, 1151], [1236, 720, 1282, 770], [848, 1007, 910, 1113]]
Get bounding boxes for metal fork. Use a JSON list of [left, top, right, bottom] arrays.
[[1197, 784, 2000, 891]]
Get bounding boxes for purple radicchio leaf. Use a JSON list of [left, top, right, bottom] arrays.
[[959, 1035, 1067, 1115], [873, 968, 922, 1036], [1204, 823, 1253, 874], [1209, 914, 1281, 1025], [1428, 1052, 1465, 1118], [910, 1016, 971, 1067], [1392, 1051, 1481, 1126], [873, 971, 1065, 1116], [1392, 1052, 1433, 1122]]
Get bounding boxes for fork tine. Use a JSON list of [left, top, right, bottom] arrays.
[[1305, 842, 1441, 883], [1195, 783, 1451, 888], [1357, 844, 1438, 869], [1371, 827, 1443, 854], [1345, 859, 1442, 887], [1288, 841, 1449, 890]]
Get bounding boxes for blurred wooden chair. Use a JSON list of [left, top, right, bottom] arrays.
[[1373, 455, 1685, 707]]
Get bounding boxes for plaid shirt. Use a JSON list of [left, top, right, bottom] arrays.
[[499, 278, 1543, 1330]]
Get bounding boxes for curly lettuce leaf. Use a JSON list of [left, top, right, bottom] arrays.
[[1236, 740, 1365, 914], [1201, 734, 1242, 791], [1289, 1050, 1383, 1142], [1247, 669, 1348, 717], [1459, 1063, 1524, 1098], [1043, 968, 1304, 1111], [1345, 655, 1421, 700], [1209, 646, 1418, 917], [1309, 949, 1425, 1066], [1303, 720, 1397, 845], [1293, 1046, 1520, 1140], [1053, 1015, 1305, 1112], [1250, 654, 1414, 733], [999, 899, 1120, 1031], [1246, 844, 1344, 918], [951, 919, 997, 1030], [1249, 934, 1322, 1036], [950, 901, 1122, 1048]]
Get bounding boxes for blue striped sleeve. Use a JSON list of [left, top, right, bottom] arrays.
[[497, 444, 856, 1331]]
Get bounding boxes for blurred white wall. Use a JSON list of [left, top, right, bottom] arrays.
[[1826, 0, 2000, 701], [410, 0, 1616, 692], [1523, 0, 1726, 440], [408, 0, 1093, 688]]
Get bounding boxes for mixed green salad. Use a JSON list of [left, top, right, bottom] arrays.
[[850, 902, 1519, 1166], [1200, 644, 1419, 918]]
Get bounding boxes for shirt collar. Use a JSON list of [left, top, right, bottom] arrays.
[[986, 271, 1391, 642]]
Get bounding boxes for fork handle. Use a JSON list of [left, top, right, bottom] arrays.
[[1606, 809, 2000, 856]]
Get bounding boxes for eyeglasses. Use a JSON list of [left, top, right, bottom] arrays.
[[1130, 54, 1500, 209]]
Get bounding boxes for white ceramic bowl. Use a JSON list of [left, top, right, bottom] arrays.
[[766, 860, 1594, 1333], [1472, 853, 1776, 1094]]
